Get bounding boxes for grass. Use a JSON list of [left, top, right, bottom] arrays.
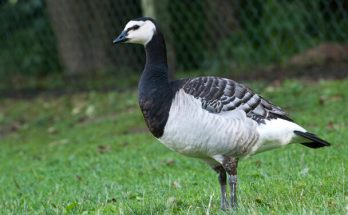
[[0, 78, 347, 214]]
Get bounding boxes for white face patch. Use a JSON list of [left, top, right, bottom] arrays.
[[123, 20, 156, 45]]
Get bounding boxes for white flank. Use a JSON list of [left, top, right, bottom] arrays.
[[250, 118, 307, 154], [123, 20, 156, 45], [159, 90, 259, 159], [159, 90, 309, 164]]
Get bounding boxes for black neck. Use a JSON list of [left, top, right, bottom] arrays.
[[137, 28, 184, 138], [141, 31, 169, 82]]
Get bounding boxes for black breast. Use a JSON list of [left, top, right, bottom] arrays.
[[138, 80, 186, 138]]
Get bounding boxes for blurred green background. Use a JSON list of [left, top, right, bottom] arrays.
[[1, 0, 348, 92]]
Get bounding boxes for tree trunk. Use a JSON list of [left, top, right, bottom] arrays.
[[47, 0, 143, 75], [47, 0, 93, 74]]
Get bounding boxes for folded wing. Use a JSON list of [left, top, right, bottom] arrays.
[[182, 76, 292, 124]]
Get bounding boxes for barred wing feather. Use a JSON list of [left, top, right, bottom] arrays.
[[182, 77, 292, 123]]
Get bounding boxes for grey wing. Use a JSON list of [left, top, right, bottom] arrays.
[[182, 76, 292, 123]]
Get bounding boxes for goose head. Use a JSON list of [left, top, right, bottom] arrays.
[[113, 17, 157, 46]]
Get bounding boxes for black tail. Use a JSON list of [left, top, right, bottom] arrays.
[[294, 131, 331, 149]]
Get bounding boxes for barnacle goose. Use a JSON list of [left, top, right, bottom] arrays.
[[113, 17, 330, 210]]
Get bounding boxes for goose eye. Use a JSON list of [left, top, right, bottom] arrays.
[[132, 25, 140, 30]]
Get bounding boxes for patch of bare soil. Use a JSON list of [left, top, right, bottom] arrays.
[[1, 43, 348, 99], [235, 42, 348, 81]]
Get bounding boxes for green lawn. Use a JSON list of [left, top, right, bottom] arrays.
[[0, 78, 347, 214]]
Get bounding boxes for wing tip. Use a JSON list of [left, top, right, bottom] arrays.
[[294, 130, 331, 149]]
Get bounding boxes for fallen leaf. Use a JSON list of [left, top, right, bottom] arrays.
[[72, 106, 82, 115], [10, 122, 22, 132], [265, 86, 275, 93], [330, 95, 343, 102], [166, 196, 176, 207], [172, 181, 181, 189], [97, 145, 111, 154], [327, 121, 335, 130], [49, 139, 69, 146], [48, 126, 58, 134], [319, 96, 326, 105], [85, 105, 95, 117], [255, 160, 262, 168], [166, 159, 175, 166], [300, 167, 309, 176]]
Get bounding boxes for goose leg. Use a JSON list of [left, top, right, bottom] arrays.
[[214, 166, 228, 210], [223, 157, 239, 209]]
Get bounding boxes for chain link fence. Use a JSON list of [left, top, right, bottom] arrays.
[[1, 0, 348, 80]]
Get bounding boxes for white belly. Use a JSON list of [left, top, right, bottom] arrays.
[[158, 90, 259, 158], [158, 90, 307, 161]]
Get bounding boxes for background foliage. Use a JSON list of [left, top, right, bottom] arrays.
[[1, 0, 348, 83], [0, 0, 60, 76]]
